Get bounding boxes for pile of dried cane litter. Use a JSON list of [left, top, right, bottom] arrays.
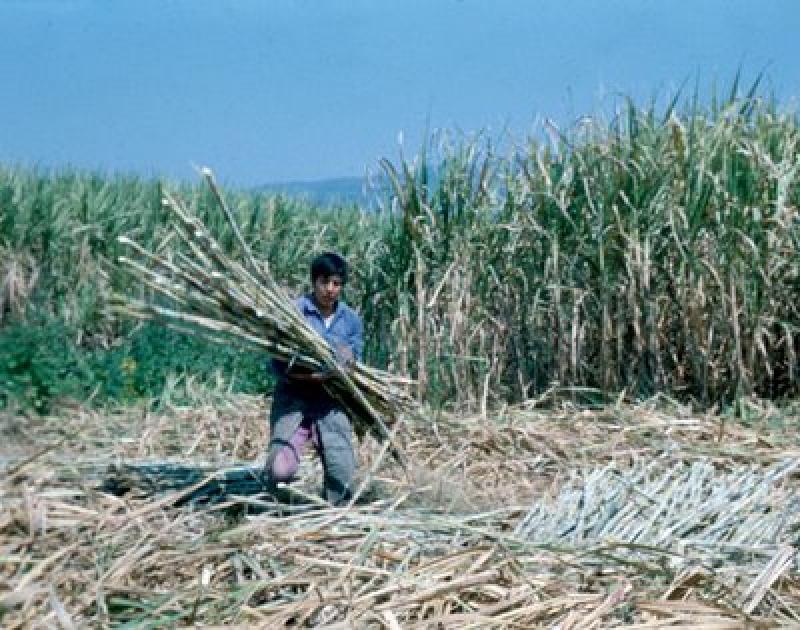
[[2, 396, 800, 627]]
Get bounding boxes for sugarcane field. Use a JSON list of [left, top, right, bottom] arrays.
[[4, 79, 800, 627]]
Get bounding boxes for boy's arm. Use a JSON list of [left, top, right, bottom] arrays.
[[279, 294, 335, 382], [272, 305, 362, 384], [349, 315, 364, 363]]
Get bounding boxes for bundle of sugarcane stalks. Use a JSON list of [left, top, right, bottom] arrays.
[[112, 168, 415, 452]]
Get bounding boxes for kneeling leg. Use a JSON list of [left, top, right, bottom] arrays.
[[316, 408, 356, 505]]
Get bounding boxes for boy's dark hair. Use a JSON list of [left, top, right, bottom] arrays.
[[311, 251, 348, 284]]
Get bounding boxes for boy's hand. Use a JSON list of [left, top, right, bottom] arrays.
[[285, 344, 353, 384], [335, 344, 354, 370], [288, 369, 334, 383], [308, 369, 335, 383]]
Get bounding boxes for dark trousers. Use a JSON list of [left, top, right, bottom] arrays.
[[265, 391, 356, 506]]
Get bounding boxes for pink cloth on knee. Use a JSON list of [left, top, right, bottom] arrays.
[[270, 418, 320, 482]]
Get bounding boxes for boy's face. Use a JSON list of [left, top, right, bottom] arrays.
[[313, 274, 344, 312]]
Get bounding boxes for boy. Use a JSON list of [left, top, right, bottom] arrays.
[[265, 252, 363, 505]]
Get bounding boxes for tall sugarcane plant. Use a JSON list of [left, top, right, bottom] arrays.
[[4, 81, 799, 412]]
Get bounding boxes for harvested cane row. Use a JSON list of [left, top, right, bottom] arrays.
[[2, 395, 800, 627]]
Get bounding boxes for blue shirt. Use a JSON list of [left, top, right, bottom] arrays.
[[271, 294, 364, 384]]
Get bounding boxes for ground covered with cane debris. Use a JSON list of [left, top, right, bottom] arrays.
[[2, 395, 800, 628]]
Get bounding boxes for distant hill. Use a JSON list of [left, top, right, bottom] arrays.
[[254, 175, 388, 209]]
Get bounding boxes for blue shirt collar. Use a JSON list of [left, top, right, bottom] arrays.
[[299, 293, 342, 318]]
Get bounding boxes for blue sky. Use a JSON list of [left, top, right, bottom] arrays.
[[1, 1, 797, 186]]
